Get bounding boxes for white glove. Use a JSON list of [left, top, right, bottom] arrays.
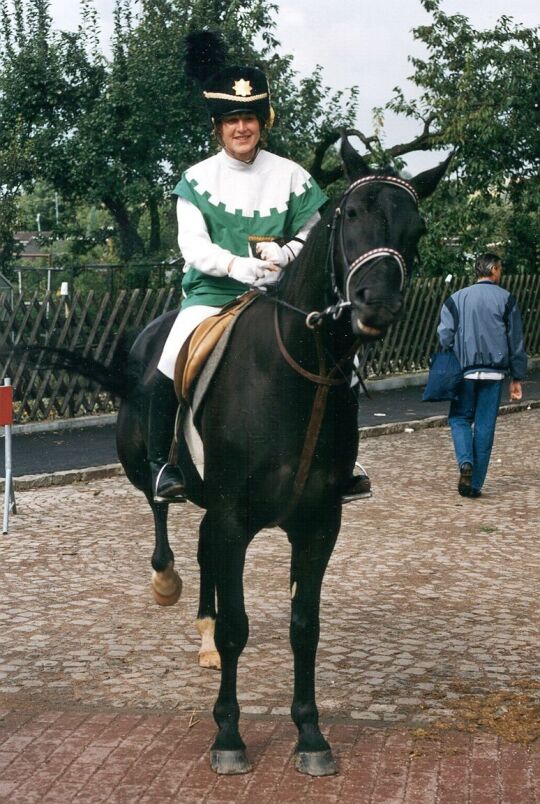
[[255, 241, 290, 268], [252, 267, 283, 288], [228, 256, 274, 284]]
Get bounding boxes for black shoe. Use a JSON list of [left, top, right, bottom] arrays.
[[460, 486, 482, 499], [458, 462, 473, 496], [342, 464, 372, 504], [150, 461, 186, 503]]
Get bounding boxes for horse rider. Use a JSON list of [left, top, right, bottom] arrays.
[[148, 31, 371, 504]]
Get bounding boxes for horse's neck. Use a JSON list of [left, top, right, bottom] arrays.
[[278, 241, 328, 314], [273, 212, 357, 369]]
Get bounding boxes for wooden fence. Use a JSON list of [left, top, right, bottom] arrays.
[[1, 274, 538, 423]]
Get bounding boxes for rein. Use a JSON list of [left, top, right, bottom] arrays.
[[273, 173, 418, 522], [274, 306, 358, 525]]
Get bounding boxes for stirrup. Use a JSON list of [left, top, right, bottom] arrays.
[[152, 462, 187, 504], [342, 461, 372, 504]]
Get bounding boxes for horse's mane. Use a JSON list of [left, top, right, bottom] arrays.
[[275, 199, 339, 309]]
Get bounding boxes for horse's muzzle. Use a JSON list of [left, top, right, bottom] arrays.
[[351, 288, 403, 338], [347, 258, 404, 338]]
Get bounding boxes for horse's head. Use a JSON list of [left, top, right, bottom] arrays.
[[333, 136, 451, 339]]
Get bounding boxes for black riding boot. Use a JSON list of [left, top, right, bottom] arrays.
[[342, 462, 372, 504], [148, 371, 186, 503]]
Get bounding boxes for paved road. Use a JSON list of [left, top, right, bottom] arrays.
[[4, 368, 540, 477], [1, 411, 538, 800]]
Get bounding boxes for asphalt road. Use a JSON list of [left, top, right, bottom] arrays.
[[3, 370, 539, 477]]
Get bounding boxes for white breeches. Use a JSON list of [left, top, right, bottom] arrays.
[[157, 304, 220, 379]]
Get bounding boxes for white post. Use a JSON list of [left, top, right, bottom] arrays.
[[2, 378, 16, 535]]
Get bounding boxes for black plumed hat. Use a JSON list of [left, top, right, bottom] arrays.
[[184, 30, 273, 127], [184, 30, 228, 84]]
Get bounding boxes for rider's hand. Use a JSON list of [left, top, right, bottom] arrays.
[[255, 241, 290, 268], [228, 256, 275, 285], [252, 267, 283, 289]]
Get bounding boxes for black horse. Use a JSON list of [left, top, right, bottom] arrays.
[[20, 137, 450, 775]]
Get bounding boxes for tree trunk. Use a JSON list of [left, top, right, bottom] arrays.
[[103, 195, 145, 261], [148, 196, 161, 254]]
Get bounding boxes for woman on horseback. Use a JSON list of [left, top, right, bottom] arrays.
[[148, 31, 370, 504]]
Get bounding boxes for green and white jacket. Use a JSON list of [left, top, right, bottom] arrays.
[[172, 148, 328, 309]]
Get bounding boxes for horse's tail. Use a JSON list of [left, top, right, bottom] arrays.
[[5, 335, 136, 400]]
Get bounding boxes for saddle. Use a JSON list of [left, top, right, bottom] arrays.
[[173, 291, 258, 403]]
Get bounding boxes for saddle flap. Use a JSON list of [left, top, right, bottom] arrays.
[[174, 291, 258, 402]]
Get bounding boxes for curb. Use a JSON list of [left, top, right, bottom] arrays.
[[2, 413, 117, 437], [3, 399, 537, 492], [2, 464, 124, 492], [359, 398, 539, 439]]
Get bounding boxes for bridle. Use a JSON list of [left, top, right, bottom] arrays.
[[313, 174, 420, 328], [271, 174, 419, 522]]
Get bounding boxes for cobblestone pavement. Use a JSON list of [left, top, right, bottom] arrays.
[[0, 412, 539, 801]]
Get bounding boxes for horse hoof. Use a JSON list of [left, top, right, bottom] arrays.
[[151, 564, 182, 606], [199, 650, 221, 670], [210, 749, 252, 775], [295, 749, 337, 776]]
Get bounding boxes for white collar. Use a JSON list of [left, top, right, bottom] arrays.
[[219, 147, 262, 170]]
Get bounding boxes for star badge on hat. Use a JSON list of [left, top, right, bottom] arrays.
[[233, 79, 253, 97]]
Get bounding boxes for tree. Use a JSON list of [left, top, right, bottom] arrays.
[[0, 0, 108, 265], [0, 131, 33, 269], [381, 0, 539, 274]]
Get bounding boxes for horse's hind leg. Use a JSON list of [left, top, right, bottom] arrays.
[[287, 509, 339, 776], [206, 512, 251, 774], [196, 514, 220, 670], [149, 501, 182, 606]]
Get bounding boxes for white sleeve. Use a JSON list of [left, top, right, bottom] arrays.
[[282, 211, 320, 262], [176, 197, 233, 276]]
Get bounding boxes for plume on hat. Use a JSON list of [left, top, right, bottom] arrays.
[[184, 30, 228, 85]]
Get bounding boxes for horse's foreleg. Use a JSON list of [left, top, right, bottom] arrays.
[[196, 515, 220, 669], [288, 512, 339, 776], [207, 515, 250, 774], [149, 501, 182, 606]]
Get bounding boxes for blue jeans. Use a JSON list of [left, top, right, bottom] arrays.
[[448, 379, 503, 491]]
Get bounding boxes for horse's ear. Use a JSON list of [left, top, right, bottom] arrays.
[[409, 153, 453, 199], [340, 135, 371, 181]]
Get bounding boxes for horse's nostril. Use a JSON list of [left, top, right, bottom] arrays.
[[355, 288, 403, 314], [358, 288, 372, 305]]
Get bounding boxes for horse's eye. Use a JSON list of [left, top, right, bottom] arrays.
[[346, 207, 358, 220]]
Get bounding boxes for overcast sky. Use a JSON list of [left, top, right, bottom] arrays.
[[49, 0, 538, 173]]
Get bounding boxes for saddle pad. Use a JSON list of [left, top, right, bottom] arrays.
[[174, 291, 258, 402]]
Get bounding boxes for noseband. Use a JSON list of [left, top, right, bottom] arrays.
[[328, 174, 419, 314]]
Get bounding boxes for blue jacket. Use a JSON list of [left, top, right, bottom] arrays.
[[437, 280, 528, 380]]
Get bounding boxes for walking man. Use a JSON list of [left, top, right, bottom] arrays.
[[437, 253, 527, 498]]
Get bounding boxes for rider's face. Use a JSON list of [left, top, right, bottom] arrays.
[[218, 113, 261, 162]]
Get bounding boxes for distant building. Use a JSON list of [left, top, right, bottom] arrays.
[[13, 231, 53, 261]]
